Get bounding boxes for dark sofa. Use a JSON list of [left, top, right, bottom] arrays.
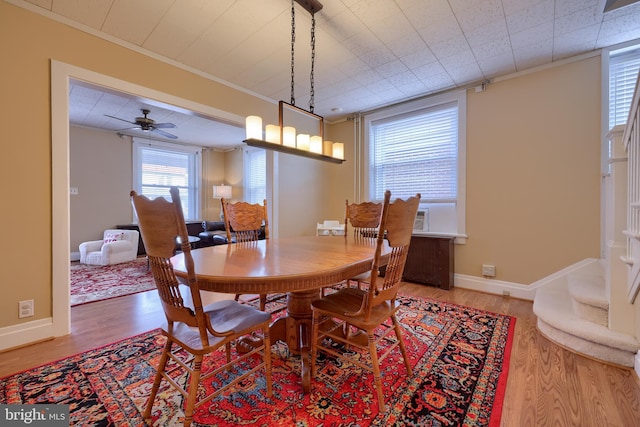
[[199, 221, 231, 246], [198, 220, 267, 247]]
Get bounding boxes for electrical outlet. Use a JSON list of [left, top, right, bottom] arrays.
[[19, 299, 34, 318], [70, 187, 79, 196], [482, 264, 496, 277]]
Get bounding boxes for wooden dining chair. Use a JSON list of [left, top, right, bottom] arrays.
[[344, 199, 383, 289], [319, 199, 383, 297], [131, 188, 272, 427], [310, 190, 421, 412], [221, 198, 282, 311]]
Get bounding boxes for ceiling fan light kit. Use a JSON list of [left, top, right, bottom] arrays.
[[243, 0, 345, 164]]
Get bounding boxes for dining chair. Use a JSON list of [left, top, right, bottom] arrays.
[[310, 190, 421, 412], [319, 199, 382, 297], [344, 199, 383, 289], [221, 198, 283, 311], [131, 188, 272, 427]]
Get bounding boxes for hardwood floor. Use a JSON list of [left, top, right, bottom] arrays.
[[1, 283, 639, 426]]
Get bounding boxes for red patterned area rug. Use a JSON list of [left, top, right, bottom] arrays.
[[70, 257, 156, 306], [1, 295, 515, 426]]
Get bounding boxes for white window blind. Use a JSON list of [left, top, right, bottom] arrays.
[[370, 101, 458, 202], [609, 46, 640, 129], [245, 148, 266, 204], [133, 140, 200, 220]]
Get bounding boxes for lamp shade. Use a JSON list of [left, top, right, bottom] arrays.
[[245, 116, 263, 140], [332, 142, 344, 160], [212, 184, 232, 199]]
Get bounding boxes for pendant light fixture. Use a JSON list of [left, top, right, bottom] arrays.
[[243, 0, 345, 164]]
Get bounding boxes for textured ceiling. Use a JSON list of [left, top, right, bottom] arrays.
[[13, 0, 640, 148]]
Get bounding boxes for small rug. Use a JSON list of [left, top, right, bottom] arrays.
[[1, 295, 515, 426], [70, 257, 155, 306]]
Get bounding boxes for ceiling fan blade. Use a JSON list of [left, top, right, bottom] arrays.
[[152, 122, 176, 129], [104, 114, 136, 125], [152, 128, 178, 139], [116, 126, 142, 132]]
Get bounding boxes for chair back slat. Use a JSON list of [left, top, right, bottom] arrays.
[[221, 199, 269, 243], [366, 191, 421, 320]]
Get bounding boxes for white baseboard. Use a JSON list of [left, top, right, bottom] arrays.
[[453, 258, 603, 302], [635, 351, 640, 380], [454, 274, 534, 300], [0, 318, 54, 352]]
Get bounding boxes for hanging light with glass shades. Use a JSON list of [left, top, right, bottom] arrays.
[[243, 0, 345, 164]]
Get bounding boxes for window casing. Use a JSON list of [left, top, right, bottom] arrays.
[[133, 139, 201, 220], [365, 90, 466, 239]]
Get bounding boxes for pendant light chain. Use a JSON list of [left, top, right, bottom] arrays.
[[290, 0, 296, 106], [309, 12, 316, 113]]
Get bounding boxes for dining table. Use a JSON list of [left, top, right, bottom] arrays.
[[171, 234, 388, 393]]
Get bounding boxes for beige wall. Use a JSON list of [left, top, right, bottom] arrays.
[[458, 57, 601, 284], [0, 2, 605, 335], [70, 126, 134, 251]]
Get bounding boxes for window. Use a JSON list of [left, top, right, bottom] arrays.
[[133, 139, 201, 220], [365, 90, 466, 239], [244, 148, 266, 204], [609, 44, 640, 129], [604, 43, 640, 174]]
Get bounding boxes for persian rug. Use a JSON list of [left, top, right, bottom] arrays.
[[70, 257, 156, 306], [0, 295, 515, 426]]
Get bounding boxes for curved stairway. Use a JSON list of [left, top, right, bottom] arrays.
[[533, 259, 639, 367]]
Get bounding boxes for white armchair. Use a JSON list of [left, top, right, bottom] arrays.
[[79, 229, 140, 266]]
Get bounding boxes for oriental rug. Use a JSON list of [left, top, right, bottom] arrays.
[[0, 295, 515, 426], [70, 257, 156, 306]]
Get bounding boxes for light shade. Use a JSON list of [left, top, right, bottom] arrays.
[[296, 133, 310, 151], [265, 124, 281, 144], [212, 184, 232, 199], [332, 142, 344, 160], [310, 135, 323, 153], [245, 116, 262, 140], [282, 126, 296, 147]]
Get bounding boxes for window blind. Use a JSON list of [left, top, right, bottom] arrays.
[[137, 144, 197, 219], [609, 46, 640, 129], [370, 101, 458, 202], [246, 149, 266, 204]]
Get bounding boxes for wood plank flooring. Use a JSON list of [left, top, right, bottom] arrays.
[[1, 283, 639, 426]]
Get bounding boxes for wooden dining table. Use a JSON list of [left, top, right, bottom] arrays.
[[171, 235, 388, 392]]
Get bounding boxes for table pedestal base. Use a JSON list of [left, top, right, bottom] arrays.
[[270, 289, 318, 392], [237, 289, 318, 392]]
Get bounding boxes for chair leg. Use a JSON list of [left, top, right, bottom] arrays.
[[143, 339, 173, 422], [310, 312, 319, 377], [393, 315, 413, 376], [263, 325, 273, 397], [183, 354, 204, 427], [259, 294, 267, 311], [368, 332, 387, 413]]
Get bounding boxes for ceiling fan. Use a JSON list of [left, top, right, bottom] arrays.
[[105, 108, 178, 139]]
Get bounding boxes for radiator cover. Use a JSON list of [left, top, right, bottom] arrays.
[[403, 235, 454, 290]]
